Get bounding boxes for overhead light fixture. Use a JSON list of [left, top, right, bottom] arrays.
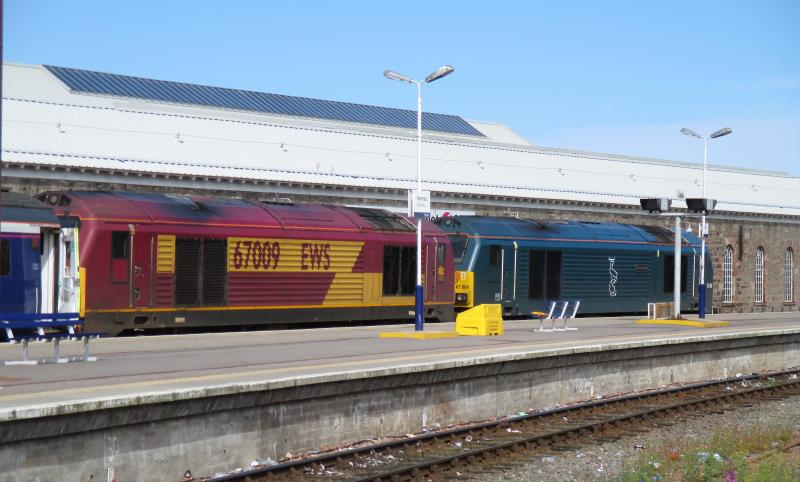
[[686, 198, 717, 214], [640, 198, 672, 213], [680, 128, 701, 138], [383, 70, 413, 83], [710, 127, 733, 138], [424, 65, 455, 83]]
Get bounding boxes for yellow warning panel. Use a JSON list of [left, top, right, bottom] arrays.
[[635, 319, 730, 328], [379, 331, 459, 339], [456, 304, 504, 336]]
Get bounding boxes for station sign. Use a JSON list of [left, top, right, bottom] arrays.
[[409, 189, 431, 218]]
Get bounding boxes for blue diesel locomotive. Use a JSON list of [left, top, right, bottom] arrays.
[[434, 216, 709, 316]]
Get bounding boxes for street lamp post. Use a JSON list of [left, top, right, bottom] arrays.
[[680, 127, 732, 318], [384, 65, 454, 331]]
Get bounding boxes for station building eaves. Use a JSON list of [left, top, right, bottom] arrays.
[[2, 62, 799, 219]]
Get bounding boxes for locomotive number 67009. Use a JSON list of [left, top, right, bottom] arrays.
[[232, 240, 281, 270]]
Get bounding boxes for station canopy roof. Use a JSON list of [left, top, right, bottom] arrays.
[[3, 62, 799, 218]]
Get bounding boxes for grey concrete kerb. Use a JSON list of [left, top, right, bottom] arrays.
[[2, 327, 798, 423]]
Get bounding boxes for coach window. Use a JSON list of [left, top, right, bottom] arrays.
[[111, 231, 130, 283], [663, 254, 688, 293], [528, 250, 562, 299], [0, 240, 10, 276], [383, 246, 416, 296]]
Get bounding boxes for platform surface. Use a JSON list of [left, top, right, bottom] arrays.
[[1, 312, 798, 418]]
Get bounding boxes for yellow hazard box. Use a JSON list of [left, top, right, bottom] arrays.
[[456, 304, 504, 336]]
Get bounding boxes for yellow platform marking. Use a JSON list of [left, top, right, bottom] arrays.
[[635, 319, 730, 328], [379, 331, 459, 339]]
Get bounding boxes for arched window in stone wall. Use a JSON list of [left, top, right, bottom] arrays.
[[755, 247, 765, 303], [723, 245, 733, 304], [786, 248, 794, 303]]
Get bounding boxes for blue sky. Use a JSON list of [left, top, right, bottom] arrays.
[[6, 1, 800, 174]]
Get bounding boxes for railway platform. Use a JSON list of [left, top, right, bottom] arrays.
[[1, 312, 799, 481]]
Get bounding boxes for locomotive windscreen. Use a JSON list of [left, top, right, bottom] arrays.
[[447, 234, 469, 262]]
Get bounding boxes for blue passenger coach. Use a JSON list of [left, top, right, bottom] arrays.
[[0, 191, 61, 314], [433, 216, 709, 316]]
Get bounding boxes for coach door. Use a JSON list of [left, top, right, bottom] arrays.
[[57, 227, 79, 313], [40, 229, 58, 314], [130, 228, 153, 308]]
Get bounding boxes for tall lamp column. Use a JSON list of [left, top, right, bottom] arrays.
[[680, 127, 732, 318], [384, 65, 454, 331]]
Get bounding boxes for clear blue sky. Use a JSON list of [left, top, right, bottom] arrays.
[[6, 0, 800, 175]]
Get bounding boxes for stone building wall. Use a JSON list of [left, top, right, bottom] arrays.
[[3, 176, 797, 315]]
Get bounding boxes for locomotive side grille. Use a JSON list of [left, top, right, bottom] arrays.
[[202, 239, 227, 306], [175, 238, 201, 306]]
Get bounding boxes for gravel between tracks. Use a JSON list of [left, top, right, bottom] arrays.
[[462, 394, 800, 481]]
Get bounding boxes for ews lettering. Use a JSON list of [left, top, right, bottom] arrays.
[[301, 243, 331, 270]]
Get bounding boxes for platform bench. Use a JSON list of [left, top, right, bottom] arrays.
[[533, 300, 581, 332], [1, 313, 102, 365]]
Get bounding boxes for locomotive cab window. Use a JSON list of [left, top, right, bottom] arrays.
[[0, 239, 10, 276], [112, 231, 130, 259], [490, 246, 502, 266], [110, 231, 130, 283], [383, 246, 415, 296], [489, 245, 502, 283]]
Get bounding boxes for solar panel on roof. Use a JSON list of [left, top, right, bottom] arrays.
[[44, 65, 485, 137]]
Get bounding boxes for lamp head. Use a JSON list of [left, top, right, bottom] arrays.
[[680, 128, 702, 139], [710, 127, 732, 138], [424, 65, 454, 83], [383, 70, 413, 83]]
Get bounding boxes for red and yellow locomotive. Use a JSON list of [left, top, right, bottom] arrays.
[[39, 191, 454, 334]]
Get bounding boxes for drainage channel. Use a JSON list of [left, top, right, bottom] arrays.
[[207, 368, 800, 482]]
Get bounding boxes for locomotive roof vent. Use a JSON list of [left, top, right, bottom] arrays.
[[349, 207, 415, 232], [166, 195, 202, 211], [520, 219, 548, 230], [260, 196, 294, 205]]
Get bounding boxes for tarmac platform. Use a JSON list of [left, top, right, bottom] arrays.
[[1, 312, 799, 481]]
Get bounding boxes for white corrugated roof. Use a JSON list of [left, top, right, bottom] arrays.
[[3, 62, 800, 217]]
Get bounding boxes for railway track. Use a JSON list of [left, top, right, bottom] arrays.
[[207, 368, 800, 482]]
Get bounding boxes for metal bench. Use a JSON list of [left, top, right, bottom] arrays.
[[2, 313, 102, 365], [533, 300, 581, 332]]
